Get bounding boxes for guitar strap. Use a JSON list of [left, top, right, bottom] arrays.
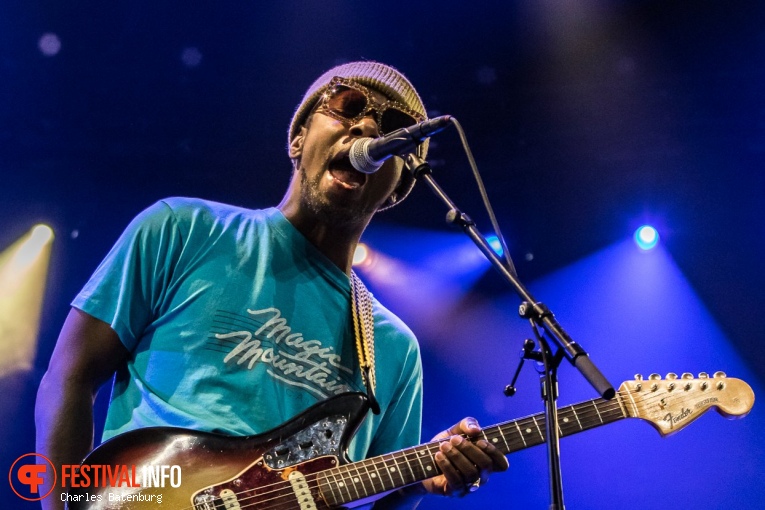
[[350, 271, 381, 415]]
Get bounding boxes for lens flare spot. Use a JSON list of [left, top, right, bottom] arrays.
[[634, 225, 659, 250]]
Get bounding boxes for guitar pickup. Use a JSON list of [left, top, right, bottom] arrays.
[[273, 446, 290, 457]]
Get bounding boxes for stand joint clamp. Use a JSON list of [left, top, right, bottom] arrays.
[[504, 338, 542, 397], [446, 209, 475, 228], [518, 301, 553, 322]]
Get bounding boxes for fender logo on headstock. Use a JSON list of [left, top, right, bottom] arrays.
[[664, 407, 692, 428]]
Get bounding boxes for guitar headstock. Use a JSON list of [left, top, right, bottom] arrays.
[[619, 372, 754, 436]]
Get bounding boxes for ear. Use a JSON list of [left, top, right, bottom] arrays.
[[289, 126, 307, 159]]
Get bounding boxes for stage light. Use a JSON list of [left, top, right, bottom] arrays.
[[634, 225, 659, 250], [486, 235, 504, 257], [0, 225, 54, 377], [38, 33, 61, 57], [11, 224, 53, 272], [353, 243, 371, 267]]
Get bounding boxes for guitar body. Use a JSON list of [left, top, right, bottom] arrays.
[[66, 392, 371, 510]]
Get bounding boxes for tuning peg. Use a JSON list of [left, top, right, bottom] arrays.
[[634, 374, 643, 381], [681, 372, 693, 379], [649, 373, 661, 380], [666, 372, 678, 380], [698, 372, 709, 379], [712, 371, 727, 390]]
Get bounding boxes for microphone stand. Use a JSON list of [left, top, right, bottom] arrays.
[[405, 154, 615, 510]]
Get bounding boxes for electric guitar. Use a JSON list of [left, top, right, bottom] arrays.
[[66, 372, 754, 509]]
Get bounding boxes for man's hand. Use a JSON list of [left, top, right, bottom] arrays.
[[421, 417, 509, 497]]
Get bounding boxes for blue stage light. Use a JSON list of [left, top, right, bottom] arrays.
[[634, 225, 659, 250], [486, 235, 504, 257]]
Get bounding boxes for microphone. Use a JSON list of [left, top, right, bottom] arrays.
[[349, 115, 452, 174]]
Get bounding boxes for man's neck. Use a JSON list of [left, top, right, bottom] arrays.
[[277, 203, 367, 274]]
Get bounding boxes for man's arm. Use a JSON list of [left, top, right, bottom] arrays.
[[35, 308, 130, 510]]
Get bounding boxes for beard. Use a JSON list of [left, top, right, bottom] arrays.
[[298, 164, 377, 230]]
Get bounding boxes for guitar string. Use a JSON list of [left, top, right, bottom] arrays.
[[218, 405, 622, 510], [180, 387, 713, 510], [159, 386, 721, 510]]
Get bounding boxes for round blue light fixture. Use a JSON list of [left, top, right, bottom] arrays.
[[634, 225, 659, 250]]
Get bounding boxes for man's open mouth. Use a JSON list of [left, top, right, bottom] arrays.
[[328, 155, 366, 190]]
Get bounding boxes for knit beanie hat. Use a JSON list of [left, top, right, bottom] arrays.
[[288, 61, 428, 210]]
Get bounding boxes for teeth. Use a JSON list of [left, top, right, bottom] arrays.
[[328, 168, 363, 189], [332, 174, 359, 189]]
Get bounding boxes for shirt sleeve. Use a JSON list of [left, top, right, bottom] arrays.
[[71, 200, 184, 352]]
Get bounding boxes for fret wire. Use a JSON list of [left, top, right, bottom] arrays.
[[324, 468, 340, 505], [391, 450, 406, 486], [513, 421, 527, 447], [576, 402, 599, 428], [591, 400, 604, 423], [557, 408, 569, 435], [531, 415, 544, 441], [517, 418, 541, 447], [316, 472, 335, 507], [368, 455, 387, 493], [359, 458, 381, 495], [424, 445, 439, 478], [411, 445, 427, 481], [409, 448, 423, 483], [496, 423, 511, 451], [400, 449, 415, 483], [497, 423, 522, 452], [570, 403, 583, 429], [382, 453, 396, 490], [605, 402, 625, 421], [326, 467, 350, 505], [338, 464, 360, 502], [615, 393, 629, 418], [349, 459, 368, 499], [507, 427, 522, 451], [556, 409, 567, 436]]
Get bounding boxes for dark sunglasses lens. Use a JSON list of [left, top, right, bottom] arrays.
[[380, 108, 419, 134], [326, 86, 367, 119]]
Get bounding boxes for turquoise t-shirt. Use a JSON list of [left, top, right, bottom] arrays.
[[72, 197, 423, 461]]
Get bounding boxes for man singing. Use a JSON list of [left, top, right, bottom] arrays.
[[36, 61, 508, 509]]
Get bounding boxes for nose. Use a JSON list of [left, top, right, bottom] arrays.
[[349, 114, 380, 138]]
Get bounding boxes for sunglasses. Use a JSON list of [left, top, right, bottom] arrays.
[[315, 76, 425, 135]]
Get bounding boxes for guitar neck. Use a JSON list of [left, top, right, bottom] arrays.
[[320, 394, 626, 506]]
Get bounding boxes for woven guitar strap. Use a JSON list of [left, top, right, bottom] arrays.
[[350, 270, 381, 415]]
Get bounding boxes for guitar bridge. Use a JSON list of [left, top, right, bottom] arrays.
[[263, 415, 348, 469]]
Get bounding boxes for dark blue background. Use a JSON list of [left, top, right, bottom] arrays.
[[2, 1, 763, 508]]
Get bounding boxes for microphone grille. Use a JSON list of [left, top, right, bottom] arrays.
[[349, 138, 383, 174]]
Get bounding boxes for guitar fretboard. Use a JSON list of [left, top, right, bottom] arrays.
[[318, 394, 628, 506]]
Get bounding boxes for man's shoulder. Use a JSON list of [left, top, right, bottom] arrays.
[[147, 197, 274, 228], [372, 298, 418, 346], [157, 196, 258, 218]]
